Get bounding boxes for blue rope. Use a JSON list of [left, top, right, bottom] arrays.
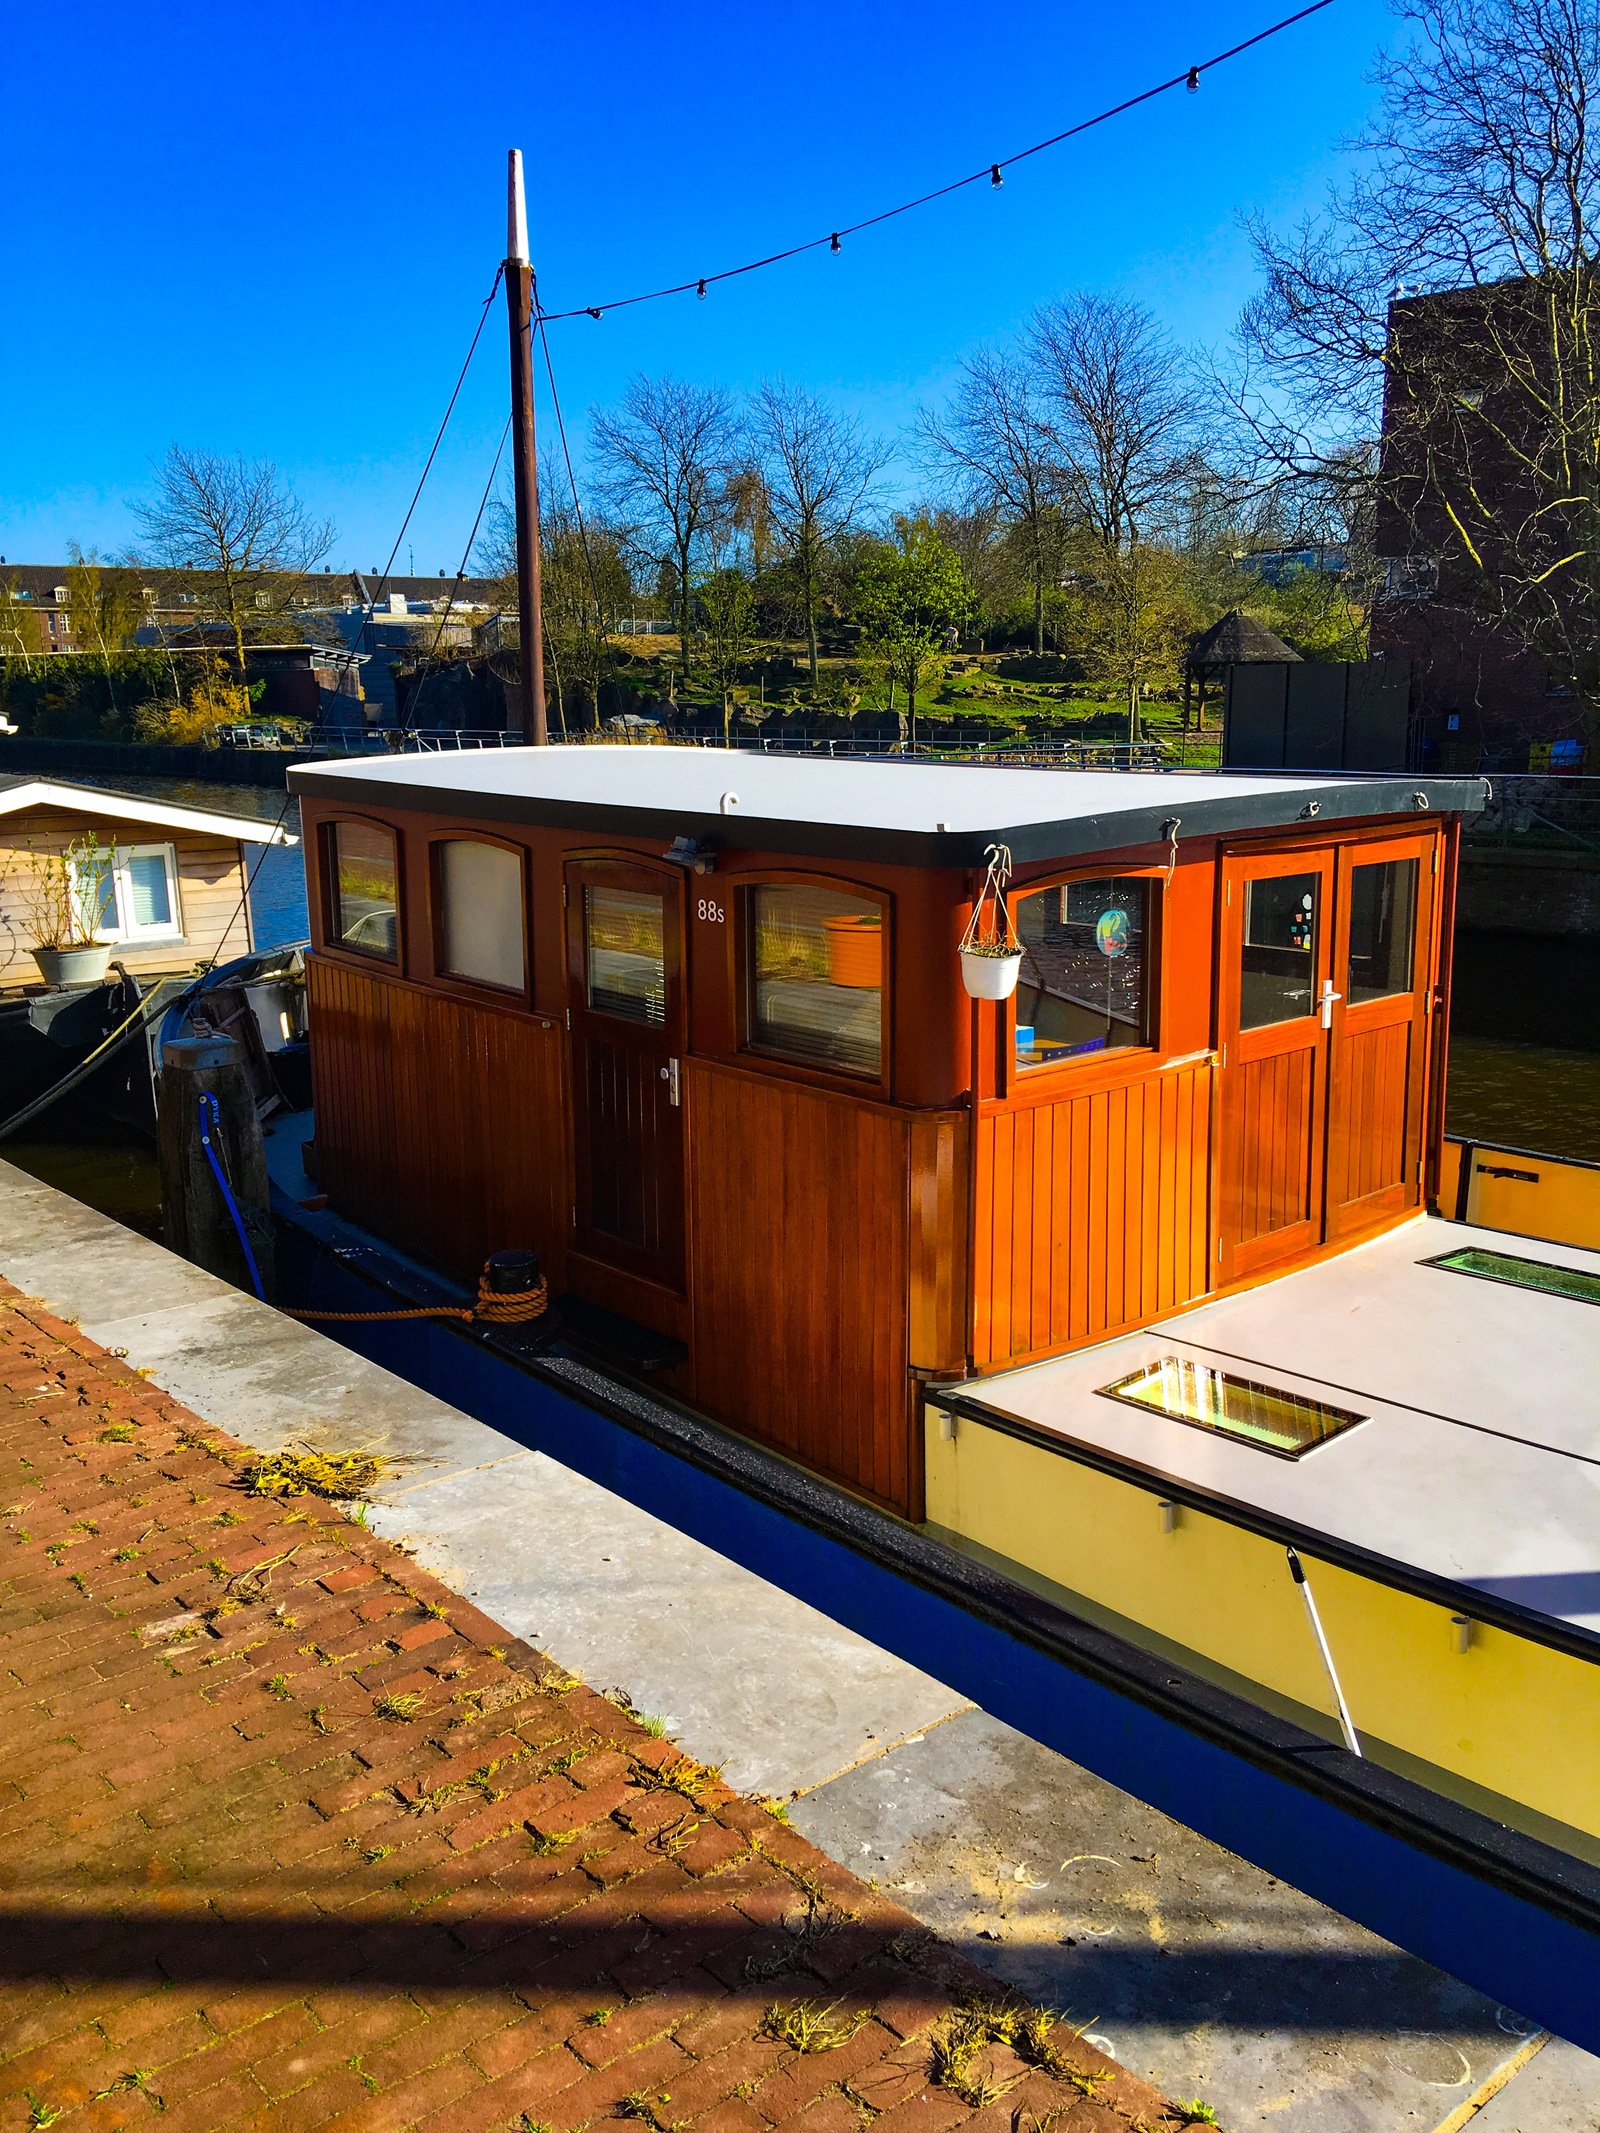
[[197, 1092, 266, 1301]]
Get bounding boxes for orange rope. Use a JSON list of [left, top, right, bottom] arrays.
[[286, 1266, 549, 1327]]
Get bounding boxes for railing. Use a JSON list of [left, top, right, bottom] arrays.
[[1467, 773, 1600, 852], [298, 727, 519, 755], [545, 729, 1173, 769]]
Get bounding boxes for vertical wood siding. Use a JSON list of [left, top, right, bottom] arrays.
[[687, 1060, 943, 1514], [307, 958, 567, 1284], [1330, 1019, 1412, 1207], [1232, 1049, 1316, 1246], [972, 1060, 1214, 1368]]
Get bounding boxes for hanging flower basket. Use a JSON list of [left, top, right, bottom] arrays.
[[959, 944, 1023, 999], [959, 843, 1023, 1001]]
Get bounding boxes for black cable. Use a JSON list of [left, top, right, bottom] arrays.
[[534, 310, 617, 715], [538, 0, 1334, 323]]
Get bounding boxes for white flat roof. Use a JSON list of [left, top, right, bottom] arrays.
[[289, 747, 1485, 866], [0, 777, 297, 846], [939, 1215, 1600, 1647]]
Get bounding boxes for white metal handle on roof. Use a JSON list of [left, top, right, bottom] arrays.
[[720, 792, 739, 814]]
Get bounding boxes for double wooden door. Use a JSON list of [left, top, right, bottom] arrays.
[[565, 858, 686, 1290], [1218, 832, 1436, 1284]]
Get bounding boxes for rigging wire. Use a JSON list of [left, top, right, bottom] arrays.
[[538, 0, 1334, 323], [534, 309, 616, 696], [405, 413, 513, 727]]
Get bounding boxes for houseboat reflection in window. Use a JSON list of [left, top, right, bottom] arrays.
[[1015, 877, 1149, 1067], [439, 840, 524, 991], [749, 883, 882, 1077], [1349, 858, 1416, 1001], [1240, 873, 1317, 1027], [585, 885, 666, 1024], [331, 821, 398, 960]]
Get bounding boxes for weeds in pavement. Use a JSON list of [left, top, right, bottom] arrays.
[[762, 2000, 870, 2054]]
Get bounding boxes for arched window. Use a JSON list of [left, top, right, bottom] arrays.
[[437, 839, 526, 991], [328, 821, 398, 961], [745, 880, 884, 1078]]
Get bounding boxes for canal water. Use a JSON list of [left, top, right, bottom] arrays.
[[5, 780, 1597, 1235]]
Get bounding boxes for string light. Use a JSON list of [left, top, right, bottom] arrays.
[[696, 278, 707, 299], [537, 0, 1333, 326]]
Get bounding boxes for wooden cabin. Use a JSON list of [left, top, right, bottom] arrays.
[[289, 749, 1484, 1522], [0, 776, 292, 990]]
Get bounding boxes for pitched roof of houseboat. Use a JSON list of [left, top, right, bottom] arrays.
[[0, 776, 298, 845], [288, 749, 1485, 864]]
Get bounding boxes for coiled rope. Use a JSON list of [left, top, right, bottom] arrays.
[[284, 1270, 549, 1327]]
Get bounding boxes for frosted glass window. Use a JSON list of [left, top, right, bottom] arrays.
[[439, 840, 525, 991]]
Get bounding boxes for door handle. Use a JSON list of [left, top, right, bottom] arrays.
[[660, 1059, 680, 1106], [1319, 979, 1342, 1030]]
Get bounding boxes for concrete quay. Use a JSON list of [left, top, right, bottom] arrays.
[[1, 1156, 1596, 2131]]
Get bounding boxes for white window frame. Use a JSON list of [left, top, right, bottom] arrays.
[[75, 842, 185, 944]]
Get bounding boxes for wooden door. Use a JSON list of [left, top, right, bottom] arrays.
[[1218, 847, 1336, 1283], [566, 858, 686, 1290], [1324, 833, 1437, 1237]]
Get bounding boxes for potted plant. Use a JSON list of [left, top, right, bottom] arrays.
[[9, 834, 115, 988], [959, 843, 1024, 1000]]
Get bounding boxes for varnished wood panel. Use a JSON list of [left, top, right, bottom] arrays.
[[1334, 1020, 1411, 1205], [1233, 1048, 1316, 1244], [971, 1058, 1214, 1369], [307, 956, 567, 1286], [686, 1059, 958, 1516]]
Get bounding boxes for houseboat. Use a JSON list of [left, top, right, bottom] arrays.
[[272, 734, 1600, 2040], [0, 775, 300, 1132]]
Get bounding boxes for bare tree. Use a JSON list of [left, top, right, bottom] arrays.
[[1028, 295, 1199, 550], [132, 447, 335, 675], [593, 376, 740, 690], [750, 382, 887, 686], [918, 352, 1066, 654], [1243, 0, 1600, 713]]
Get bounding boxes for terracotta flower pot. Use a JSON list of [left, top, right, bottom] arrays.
[[33, 944, 113, 989], [825, 915, 882, 988]]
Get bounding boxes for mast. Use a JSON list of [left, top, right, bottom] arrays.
[[505, 149, 548, 745]]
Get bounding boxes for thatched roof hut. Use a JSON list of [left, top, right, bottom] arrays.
[[1187, 609, 1301, 671]]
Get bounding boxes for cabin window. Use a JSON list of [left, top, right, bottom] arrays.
[[329, 821, 398, 960], [747, 883, 883, 1077], [585, 883, 666, 1024], [1015, 877, 1149, 1067], [73, 843, 183, 943], [1240, 873, 1318, 1028], [1347, 858, 1416, 1002], [438, 840, 525, 991]]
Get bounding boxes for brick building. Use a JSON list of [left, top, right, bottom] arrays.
[[1370, 276, 1596, 773]]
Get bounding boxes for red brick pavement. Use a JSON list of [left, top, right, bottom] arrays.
[[0, 1279, 1180, 2133]]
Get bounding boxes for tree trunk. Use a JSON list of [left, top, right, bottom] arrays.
[[1032, 550, 1045, 656], [677, 540, 693, 690], [1128, 677, 1141, 745]]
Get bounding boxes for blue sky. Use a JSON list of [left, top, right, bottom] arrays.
[[0, 0, 1390, 573]]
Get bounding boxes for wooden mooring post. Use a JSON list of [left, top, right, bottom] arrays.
[[157, 1036, 275, 1299]]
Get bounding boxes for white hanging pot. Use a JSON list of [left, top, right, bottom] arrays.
[[960, 947, 1023, 1000]]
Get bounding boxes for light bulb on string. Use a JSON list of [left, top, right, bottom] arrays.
[[696, 279, 707, 299], [1186, 66, 1200, 90], [587, 307, 603, 320], [830, 232, 841, 252], [991, 164, 1004, 188]]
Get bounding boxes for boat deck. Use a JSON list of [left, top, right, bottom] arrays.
[[944, 1213, 1600, 1640]]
